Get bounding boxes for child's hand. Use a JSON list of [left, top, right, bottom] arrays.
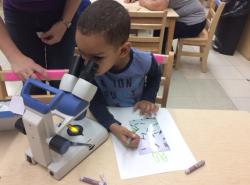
[[110, 123, 140, 148], [134, 100, 159, 117]]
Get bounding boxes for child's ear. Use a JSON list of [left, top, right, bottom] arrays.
[[119, 42, 131, 57]]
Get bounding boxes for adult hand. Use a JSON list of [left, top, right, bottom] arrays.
[[124, 0, 138, 3], [134, 100, 159, 116], [138, 0, 147, 7], [10, 54, 47, 80], [39, 21, 67, 45], [110, 123, 140, 148]]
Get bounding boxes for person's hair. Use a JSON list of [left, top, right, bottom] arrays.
[[77, 0, 130, 47]]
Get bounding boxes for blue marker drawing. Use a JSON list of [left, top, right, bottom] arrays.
[[129, 117, 170, 155]]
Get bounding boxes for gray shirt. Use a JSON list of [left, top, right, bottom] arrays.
[[169, 0, 206, 25]]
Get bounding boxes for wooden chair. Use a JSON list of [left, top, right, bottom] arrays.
[[154, 52, 174, 107], [175, 1, 225, 72], [0, 67, 67, 103], [128, 10, 167, 54], [128, 11, 173, 106]]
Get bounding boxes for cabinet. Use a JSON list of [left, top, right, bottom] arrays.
[[238, 14, 250, 60]]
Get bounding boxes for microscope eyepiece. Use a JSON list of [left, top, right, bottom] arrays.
[[69, 56, 85, 77], [79, 58, 98, 82]]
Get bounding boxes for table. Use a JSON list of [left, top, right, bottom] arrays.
[[91, 0, 179, 53], [1, 109, 250, 185]]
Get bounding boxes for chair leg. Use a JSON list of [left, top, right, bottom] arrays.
[[0, 66, 8, 100], [201, 47, 209, 73], [200, 46, 204, 62], [175, 40, 183, 69]]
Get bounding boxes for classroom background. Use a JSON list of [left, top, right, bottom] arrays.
[[1, 0, 250, 111]]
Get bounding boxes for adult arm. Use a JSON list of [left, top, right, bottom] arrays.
[[0, 17, 46, 80], [40, 0, 81, 45], [139, 0, 169, 11]]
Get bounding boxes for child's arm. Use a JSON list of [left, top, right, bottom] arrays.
[[89, 86, 118, 130], [89, 84, 140, 148], [142, 54, 161, 101], [110, 123, 140, 148], [134, 54, 161, 116]]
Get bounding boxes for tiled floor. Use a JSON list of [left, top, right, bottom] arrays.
[[166, 43, 250, 111]]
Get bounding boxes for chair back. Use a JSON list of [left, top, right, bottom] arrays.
[[129, 10, 167, 54], [153, 52, 174, 107], [0, 67, 67, 102], [206, 0, 225, 43]]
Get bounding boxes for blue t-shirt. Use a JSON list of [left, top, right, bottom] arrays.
[[94, 48, 152, 107], [89, 48, 161, 130]]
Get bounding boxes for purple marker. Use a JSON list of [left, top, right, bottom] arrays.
[[80, 176, 107, 185], [185, 160, 206, 175], [80, 177, 100, 185]]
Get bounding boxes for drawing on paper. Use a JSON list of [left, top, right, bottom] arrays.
[[129, 117, 170, 155]]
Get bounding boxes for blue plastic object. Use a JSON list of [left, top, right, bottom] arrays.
[[55, 92, 88, 117], [21, 78, 64, 114]]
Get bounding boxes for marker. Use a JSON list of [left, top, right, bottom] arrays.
[[126, 137, 132, 146], [185, 160, 205, 175], [126, 132, 138, 146], [79, 177, 99, 185], [80, 176, 107, 185]]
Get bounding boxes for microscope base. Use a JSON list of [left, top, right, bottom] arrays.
[[25, 117, 108, 180]]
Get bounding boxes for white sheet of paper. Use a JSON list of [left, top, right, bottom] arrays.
[[0, 102, 10, 112], [109, 107, 196, 179], [9, 96, 25, 115]]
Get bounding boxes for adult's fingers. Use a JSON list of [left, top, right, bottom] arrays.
[[40, 31, 56, 45], [40, 31, 51, 39], [22, 71, 31, 80], [17, 73, 26, 81], [32, 64, 48, 80], [30, 72, 38, 79], [124, 0, 137, 3], [41, 37, 56, 45]]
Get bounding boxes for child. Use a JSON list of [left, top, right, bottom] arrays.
[[76, 0, 161, 148]]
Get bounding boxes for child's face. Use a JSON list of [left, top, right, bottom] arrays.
[[76, 30, 127, 76]]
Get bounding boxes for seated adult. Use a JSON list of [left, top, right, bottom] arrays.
[[126, 0, 206, 39], [125, 0, 206, 53]]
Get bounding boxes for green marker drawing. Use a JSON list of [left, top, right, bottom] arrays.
[[152, 152, 168, 163]]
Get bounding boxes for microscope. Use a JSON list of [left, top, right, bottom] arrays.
[[15, 57, 109, 180]]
